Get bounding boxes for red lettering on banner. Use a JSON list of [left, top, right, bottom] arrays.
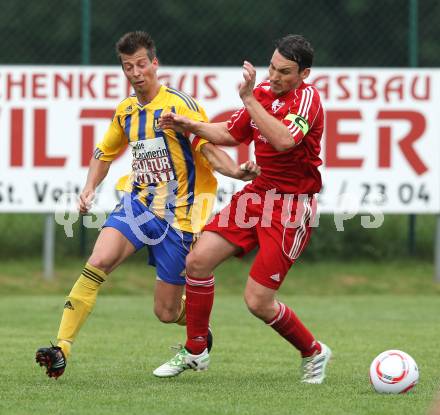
[[384, 76, 404, 102], [178, 74, 198, 98], [378, 110, 427, 175], [336, 76, 350, 100], [193, 74, 199, 99], [10, 109, 24, 166], [32, 73, 47, 99], [312, 75, 329, 100], [158, 73, 219, 100], [158, 74, 171, 87], [33, 109, 66, 166], [204, 75, 218, 99], [378, 121, 391, 169], [54, 73, 74, 98], [177, 74, 189, 97], [310, 73, 431, 102], [79, 74, 96, 98], [209, 110, 235, 123], [325, 110, 363, 167], [7, 73, 26, 100], [81, 125, 95, 167], [358, 76, 377, 100], [79, 109, 126, 166], [411, 76, 430, 100], [104, 74, 119, 99]]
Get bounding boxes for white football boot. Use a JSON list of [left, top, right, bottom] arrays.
[[301, 342, 332, 384], [153, 347, 210, 378]]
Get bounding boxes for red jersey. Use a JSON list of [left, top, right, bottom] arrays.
[[227, 80, 324, 195]]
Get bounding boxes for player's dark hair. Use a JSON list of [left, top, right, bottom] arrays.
[[116, 31, 156, 61], [275, 34, 314, 71]]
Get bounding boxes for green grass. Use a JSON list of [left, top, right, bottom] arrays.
[[1, 295, 440, 415], [1, 256, 439, 296], [1, 259, 440, 414]]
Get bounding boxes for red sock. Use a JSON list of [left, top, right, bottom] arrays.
[[185, 274, 214, 355], [266, 302, 321, 357]]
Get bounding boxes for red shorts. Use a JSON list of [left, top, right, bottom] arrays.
[[204, 187, 316, 290]]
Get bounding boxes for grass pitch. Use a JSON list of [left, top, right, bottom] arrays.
[[1, 292, 440, 415]]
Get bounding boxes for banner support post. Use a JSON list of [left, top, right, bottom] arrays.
[[43, 213, 55, 280]]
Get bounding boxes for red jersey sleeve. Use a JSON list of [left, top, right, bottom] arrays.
[[227, 107, 253, 144], [283, 86, 322, 145]]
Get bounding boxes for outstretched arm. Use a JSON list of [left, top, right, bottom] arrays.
[[201, 143, 260, 181], [159, 113, 238, 146]]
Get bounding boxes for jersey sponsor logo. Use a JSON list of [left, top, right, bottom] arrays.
[[131, 137, 175, 184], [270, 273, 280, 282], [284, 113, 310, 135], [250, 119, 269, 143], [271, 99, 285, 113]]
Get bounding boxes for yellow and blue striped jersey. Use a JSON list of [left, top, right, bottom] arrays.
[[95, 85, 217, 233]]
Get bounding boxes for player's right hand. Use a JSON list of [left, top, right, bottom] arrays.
[[159, 112, 195, 133], [237, 160, 261, 181], [239, 60, 257, 102], [78, 188, 95, 214]]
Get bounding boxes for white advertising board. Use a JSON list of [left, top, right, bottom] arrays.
[[0, 66, 439, 214]]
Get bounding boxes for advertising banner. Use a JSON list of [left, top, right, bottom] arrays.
[[0, 66, 438, 214]]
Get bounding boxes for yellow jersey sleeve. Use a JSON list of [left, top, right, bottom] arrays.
[[94, 113, 126, 161]]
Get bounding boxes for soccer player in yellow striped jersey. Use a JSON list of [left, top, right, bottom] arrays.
[[99, 84, 216, 234], [35, 31, 260, 379]]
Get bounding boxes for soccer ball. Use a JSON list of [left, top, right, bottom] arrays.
[[369, 350, 419, 394]]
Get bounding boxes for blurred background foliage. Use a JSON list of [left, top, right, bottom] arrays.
[[1, 0, 438, 67], [0, 213, 435, 261]]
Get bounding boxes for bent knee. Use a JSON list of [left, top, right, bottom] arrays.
[[154, 305, 179, 323], [185, 250, 210, 277], [87, 253, 115, 274], [244, 295, 262, 317], [244, 294, 274, 320]]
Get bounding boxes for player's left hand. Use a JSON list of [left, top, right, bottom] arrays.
[[239, 61, 256, 102], [235, 160, 261, 181]]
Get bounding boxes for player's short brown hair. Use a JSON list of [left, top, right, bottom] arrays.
[[115, 31, 156, 61], [275, 34, 314, 71]]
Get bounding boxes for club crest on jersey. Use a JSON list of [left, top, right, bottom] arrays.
[[271, 99, 285, 113], [153, 117, 162, 132], [125, 105, 132, 113]]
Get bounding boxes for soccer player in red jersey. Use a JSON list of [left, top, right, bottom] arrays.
[[155, 34, 331, 383]]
